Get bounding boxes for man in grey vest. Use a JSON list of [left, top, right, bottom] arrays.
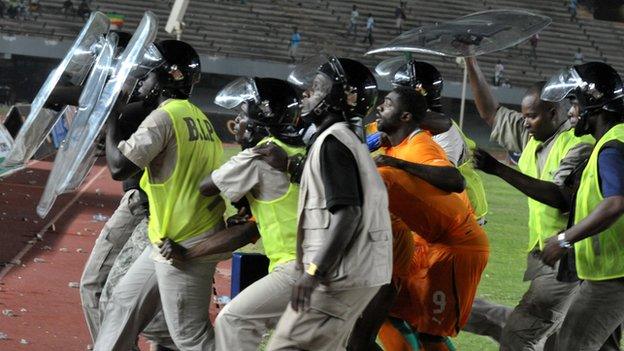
[[266, 56, 393, 350]]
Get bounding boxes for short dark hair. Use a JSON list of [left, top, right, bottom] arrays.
[[393, 86, 427, 123]]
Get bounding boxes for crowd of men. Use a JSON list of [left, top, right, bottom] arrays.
[[66, 33, 624, 351]]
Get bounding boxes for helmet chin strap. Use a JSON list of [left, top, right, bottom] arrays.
[[574, 107, 599, 136], [241, 123, 268, 149]]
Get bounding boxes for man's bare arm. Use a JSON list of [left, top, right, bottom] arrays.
[[375, 155, 466, 193], [186, 222, 259, 259], [465, 57, 500, 126], [106, 117, 142, 181], [199, 174, 220, 197]]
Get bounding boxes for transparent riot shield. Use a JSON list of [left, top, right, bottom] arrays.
[[0, 124, 16, 176], [366, 9, 551, 57], [3, 12, 110, 168], [37, 11, 158, 218], [36, 34, 116, 218]]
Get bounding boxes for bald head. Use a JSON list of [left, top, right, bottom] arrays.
[[520, 81, 569, 141]]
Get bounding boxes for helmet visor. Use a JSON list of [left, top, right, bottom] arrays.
[[375, 56, 407, 78], [214, 77, 260, 109], [541, 67, 584, 102], [366, 9, 551, 57], [132, 43, 164, 79], [287, 54, 346, 89], [289, 55, 344, 116]]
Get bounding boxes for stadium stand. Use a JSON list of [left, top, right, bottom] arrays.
[[1, 0, 624, 88]]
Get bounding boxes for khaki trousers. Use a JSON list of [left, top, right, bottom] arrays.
[[215, 261, 299, 351], [94, 244, 220, 351], [79, 189, 145, 341], [267, 286, 380, 351]]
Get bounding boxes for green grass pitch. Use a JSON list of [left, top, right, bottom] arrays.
[[221, 145, 530, 350]]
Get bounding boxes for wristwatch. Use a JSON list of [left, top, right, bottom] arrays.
[[306, 263, 319, 277], [557, 232, 572, 249]]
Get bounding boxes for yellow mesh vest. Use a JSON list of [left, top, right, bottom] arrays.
[[247, 137, 304, 272], [574, 123, 624, 280], [140, 99, 225, 244], [518, 129, 594, 250], [453, 121, 489, 219]]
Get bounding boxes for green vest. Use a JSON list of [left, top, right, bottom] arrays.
[[574, 123, 624, 280], [140, 99, 225, 244], [248, 137, 304, 272], [518, 128, 594, 251], [454, 121, 488, 219]]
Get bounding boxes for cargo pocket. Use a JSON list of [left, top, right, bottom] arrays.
[[300, 199, 330, 250], [284, 290, 350, 347], [368, 229, 391, 276], [301, 198, 330, 230]]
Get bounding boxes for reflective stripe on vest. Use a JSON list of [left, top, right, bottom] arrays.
[[140, 99, 225, 243], [248, 137, 304, 272], [517, 128, 594, 251], [574, 123, 624, 280]]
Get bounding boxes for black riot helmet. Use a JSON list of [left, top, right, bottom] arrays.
[[377, 58, 444, 112], [542, 61, 624, 136], [215, 77, 304, 147], [152, 40, 201, 99], [288, 55, 378, 123]]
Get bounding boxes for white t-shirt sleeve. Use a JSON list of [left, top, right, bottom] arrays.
[[431, 124, 466, 166], [211, 148, 262, 202]]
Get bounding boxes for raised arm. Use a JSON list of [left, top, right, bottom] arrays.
[[465, 56, 500, 126]]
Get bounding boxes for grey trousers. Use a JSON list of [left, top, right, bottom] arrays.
[[463, 298, 513, 343], [79, 189, 146, 341], [464, 252, 579, 351], [557, 278, 624, 351], [214, 260, 299, 351], [267, 286, 380, 351], [94, 245, 220, 351]]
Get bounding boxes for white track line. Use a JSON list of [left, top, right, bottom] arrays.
[[0, 165, 108, 281]]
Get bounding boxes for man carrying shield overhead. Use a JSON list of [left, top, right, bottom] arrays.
[[465, 56, 594, 350], [540, 62, 624, 351]]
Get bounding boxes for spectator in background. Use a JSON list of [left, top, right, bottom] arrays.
[[288, 27, 301, 63], [395, 1, 406, 34], [62, 0, 73, 17], [574, 47, 584, 64], [362, 13, 375, 48], [29, 0, 41, 19], [529, 33, 539, 58], [347, 4, 358, 40], [569, 0, 577, 21], [494, 59, 504, 86], [17, 0, 26, 20], [0, 1, 6, 18], [7, 0, 18, 19], [77, 0, 90, 20]]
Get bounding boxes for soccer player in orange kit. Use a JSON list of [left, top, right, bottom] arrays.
[[352, 86, 490, 351]]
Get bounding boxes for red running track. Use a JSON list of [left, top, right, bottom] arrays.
[[0, 158, 231, 350]]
